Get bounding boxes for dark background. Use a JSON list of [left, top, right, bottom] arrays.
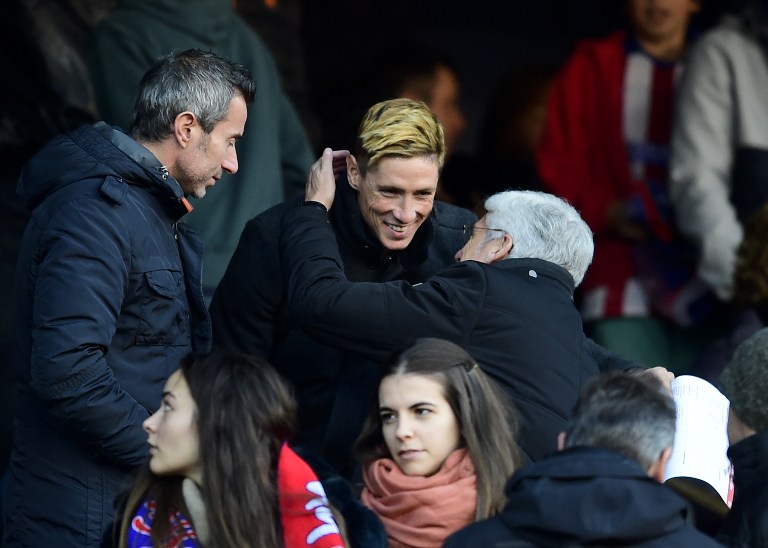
[[301, 0, 725, 154]]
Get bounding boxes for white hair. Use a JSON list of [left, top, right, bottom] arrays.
[[483, 190, 594, 286]]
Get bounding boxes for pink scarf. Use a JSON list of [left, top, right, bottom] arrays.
[[361, 449, 476, 548]]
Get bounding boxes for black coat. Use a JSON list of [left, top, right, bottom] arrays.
[[210, 180, 476, 475], [280, 206, 633, 462], [6, 122, 210, 546], [717, 430, 768, 547], [444, 447, 723, 547]]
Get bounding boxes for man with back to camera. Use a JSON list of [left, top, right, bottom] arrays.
[[210, 98, 477, 477], [4, 49, 255, 547], [443, 372, 721, 546], [278, 150, 658, 463]]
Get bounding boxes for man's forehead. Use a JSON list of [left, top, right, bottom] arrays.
[[364, 156, 439, 190]]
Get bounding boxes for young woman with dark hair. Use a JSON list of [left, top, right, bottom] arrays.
[[354, 338, 521, 548], [116, 351, 346, 548]]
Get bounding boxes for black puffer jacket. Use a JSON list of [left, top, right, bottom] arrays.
[[6, 122, 210, 546], [444, 448, 723, 547], [211, 179, 475, 476]]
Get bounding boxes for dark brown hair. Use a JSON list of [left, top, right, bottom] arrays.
[[118, 351, 297, 547]]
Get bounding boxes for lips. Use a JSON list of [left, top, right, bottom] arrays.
[[384, 222, 407, 233], [398, 449, 423, 459]]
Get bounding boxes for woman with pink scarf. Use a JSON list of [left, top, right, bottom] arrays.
[[353, 338, 521, 548]]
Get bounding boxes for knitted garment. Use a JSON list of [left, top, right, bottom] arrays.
[[361, 449, 476, 548]]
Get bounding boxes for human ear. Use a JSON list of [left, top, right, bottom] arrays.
[[173, 111, 197, 147], [648, 447, 673, 482], [489, 233, 514, 263], [347, 155, 361, 190]]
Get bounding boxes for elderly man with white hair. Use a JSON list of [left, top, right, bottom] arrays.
[[278, 149, 667, 462]]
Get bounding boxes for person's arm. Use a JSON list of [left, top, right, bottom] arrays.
[[670, 34, 741, 300], [587, 337, 674, 390], [279, 203, 477, 360], [586, 336, 637, 371], [29, 201, 149, 467]]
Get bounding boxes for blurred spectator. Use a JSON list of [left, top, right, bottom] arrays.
[[354, 338, 520, 547], [443, 64, 555, 214], [691, 200, 768, 384], [90, 0, 314, 295], [537, 0, 711, 372], [670, 0, 768, 302], [443, 372, 721, 547], [233, 0, 322, 149], [717, 327, 768, 546]]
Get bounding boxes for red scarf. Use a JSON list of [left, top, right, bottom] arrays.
[[278, 444, 346, 547], [361, 449, 476, 548]]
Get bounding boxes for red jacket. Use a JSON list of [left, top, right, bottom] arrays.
[[537, 31, 680, 319]]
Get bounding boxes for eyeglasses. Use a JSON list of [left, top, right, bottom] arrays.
[[462, 224, 506, 245]]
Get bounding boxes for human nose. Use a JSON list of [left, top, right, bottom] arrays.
[[393, 196, 418, 224], [395, 416, 414, 440], [454, 245, 465, 262], [143, 409, 160, 434], [222, 147, 238, 174]]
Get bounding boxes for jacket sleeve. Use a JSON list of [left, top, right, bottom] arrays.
[[669, 33, 742, 300], [29, 200, 148, 467], [279, 206, 482, 360], [586, 337, 638, 371], [210, 215, 282, 357]]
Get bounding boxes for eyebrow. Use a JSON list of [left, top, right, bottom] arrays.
[[379, 402, 436, 412], [161, 391, 176, 400]]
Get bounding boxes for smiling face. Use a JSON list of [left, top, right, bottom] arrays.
[[349, 155, 438, 251], [378, 373, 462, 477], [628, 0, 700, 45], [143, 370, 202, 484], [174, 93, 248, 199]]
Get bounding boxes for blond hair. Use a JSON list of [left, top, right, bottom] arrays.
[[355, 98, 445, 175]]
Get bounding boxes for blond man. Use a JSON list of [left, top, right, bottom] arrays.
[[210, 99, 476, 477]]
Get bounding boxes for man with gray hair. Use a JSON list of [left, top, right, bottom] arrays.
[[5, 49, 255, 546], [444, 372, 721, 547], [278, 149, 648, 462], [717, 327, 768, 546]]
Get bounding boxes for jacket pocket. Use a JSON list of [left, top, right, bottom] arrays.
[[135, 267, 189, 346]]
